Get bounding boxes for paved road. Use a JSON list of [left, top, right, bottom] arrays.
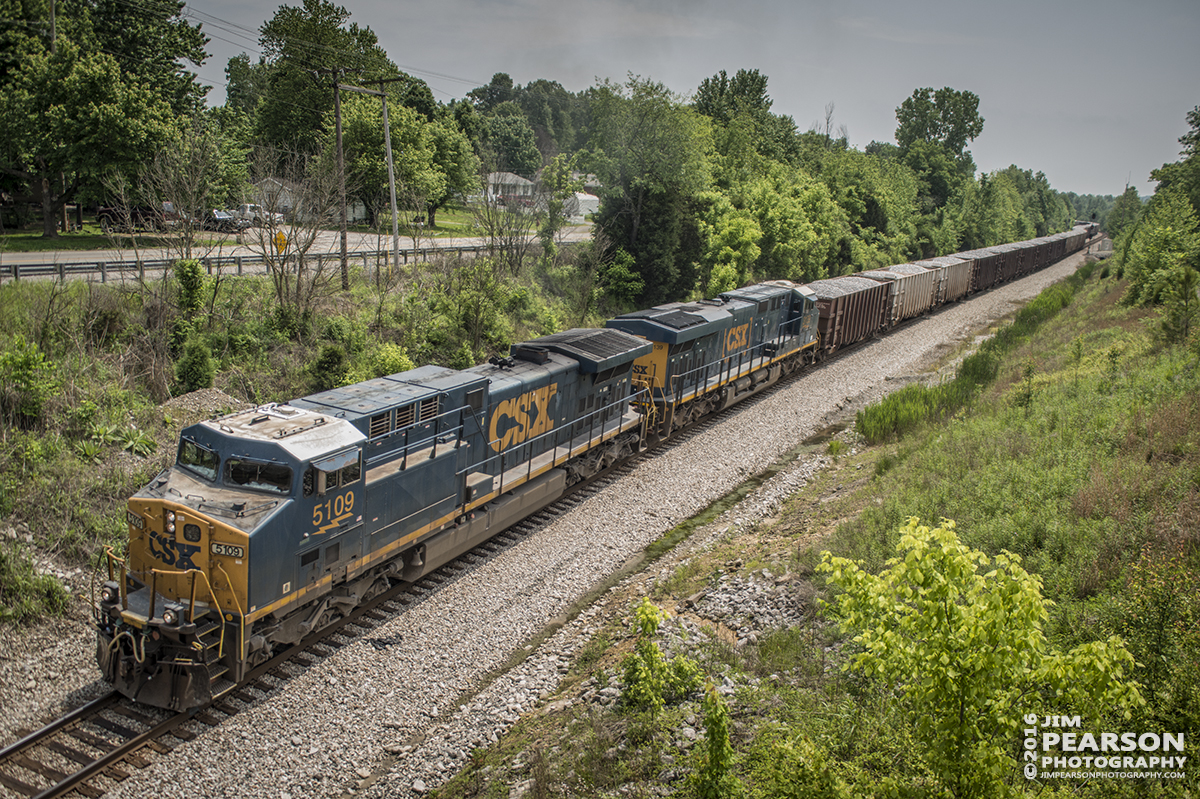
[[0, 225, 594, 267]]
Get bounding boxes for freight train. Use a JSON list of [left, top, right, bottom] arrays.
[[95, 223, 1097, 710]]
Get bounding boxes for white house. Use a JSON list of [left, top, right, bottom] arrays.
[[253, 177, 369, 224], [484, 172, 534, 203]]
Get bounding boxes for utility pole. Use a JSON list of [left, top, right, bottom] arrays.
[[333, 77, 348, 290], [315, 67, 351, 290], [339, 82, 399, 279]]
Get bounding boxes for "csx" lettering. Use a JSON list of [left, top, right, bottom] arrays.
[[148, 528, 201, 571], [488, 383, 558, 452], [723, 323, 750, 355]]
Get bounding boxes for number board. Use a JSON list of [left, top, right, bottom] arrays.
[[212, 542, 245, 558]]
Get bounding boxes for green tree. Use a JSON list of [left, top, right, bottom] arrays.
[[1105, 185, 1143, 240], [535, 153, 583, 265], [424, 118, 479, 227], [0, 41, 176, 237], [820, 518, 1142, 799], [1150, 106, 1200, 220], [733, 166, 849, 283], [895, 86, 984, 162], [1152, 264, 1200, 344], [697, 191, 761, 296], [1122, 188, 1200, 305], [515, 78, 583, 158], [481, 111, 542, 179], [256, 0, 398, 156], [327, 93, 438, 226], [693, 68, 799, 164], [224, 53, 269, 115], [467, 72, 515, 113], [84, 0, 208, 116], [587, 75, 714, 304]]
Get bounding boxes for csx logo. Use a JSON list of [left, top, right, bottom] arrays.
[[147, 528, 201, 571], [723, 322, 750, 356], [632, 364, 650, 376], [489, 383, 558, 452]]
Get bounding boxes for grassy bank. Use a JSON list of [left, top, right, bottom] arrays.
[[435, 265, 1199, 798]]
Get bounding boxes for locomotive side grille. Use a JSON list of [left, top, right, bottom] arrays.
[[369, 410, 392, 438], [396, 404, 416, 428], [419, 397, 439, 422]]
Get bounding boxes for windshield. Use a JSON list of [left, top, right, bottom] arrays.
[[178, 439, 219, 481], [224, 458, 293, 495]]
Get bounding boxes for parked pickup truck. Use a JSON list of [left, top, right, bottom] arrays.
[[96, 201, 180, 233], [232, 204, 285, 227]]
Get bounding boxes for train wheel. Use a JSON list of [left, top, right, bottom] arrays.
[[362, 577, 389, 602]]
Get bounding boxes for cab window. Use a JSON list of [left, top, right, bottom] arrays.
[[224, 458, 293, 495], [178, 440, 219, 481]]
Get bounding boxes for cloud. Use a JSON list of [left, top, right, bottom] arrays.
[[834, 15, 983, 47]]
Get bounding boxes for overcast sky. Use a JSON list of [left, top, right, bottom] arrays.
[[188, 0, 1199, 198]]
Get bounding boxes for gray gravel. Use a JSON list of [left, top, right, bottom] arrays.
[[1, 252, 1088, 798]]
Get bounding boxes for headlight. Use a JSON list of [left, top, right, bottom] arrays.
[[162, 606, 180, 626], [101, 583, 118, 604]]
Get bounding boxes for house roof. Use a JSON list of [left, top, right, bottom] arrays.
[[486, 172, 533, 186]]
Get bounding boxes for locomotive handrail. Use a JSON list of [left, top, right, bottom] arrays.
[[214, 562, 246, 663], [148, 567, 225, 656], [101, 547, 131, 611]]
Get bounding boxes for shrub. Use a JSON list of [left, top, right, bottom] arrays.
[[311, 344, 348, 391], [347, 342, 416, 383], [620, 598, 702, 713], [599, 248, 645, 307], [820, 518, 1144, 798], [175, 337, 215, 394], [693, 682, 744, 799], [174, 258, 205, 317], [0, 544, 70, 624], [0, 335, 60, 428]]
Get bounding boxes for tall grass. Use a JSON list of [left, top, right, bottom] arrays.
[[857, 267, 1092, 444]]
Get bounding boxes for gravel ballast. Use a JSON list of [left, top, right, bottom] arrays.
[[1, 252, 1089, 798]]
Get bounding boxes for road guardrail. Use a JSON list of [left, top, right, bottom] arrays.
[[1, 244, 492, 282]]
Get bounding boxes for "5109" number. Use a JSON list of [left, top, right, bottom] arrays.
[[312, 491, 355, 528]]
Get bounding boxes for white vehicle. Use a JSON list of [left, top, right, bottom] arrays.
[[232, 204, 285, 226]]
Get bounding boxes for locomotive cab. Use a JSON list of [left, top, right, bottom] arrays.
[[95, 403, 364, 709]]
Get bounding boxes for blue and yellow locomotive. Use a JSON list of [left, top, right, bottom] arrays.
[[96, 327, 654, 709], [607, 281, 819, 438]]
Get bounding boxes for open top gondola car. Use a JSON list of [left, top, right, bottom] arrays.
[[95, 328, 652, 709], [910, 257, 971, 304], [806, 275, 891, 355]]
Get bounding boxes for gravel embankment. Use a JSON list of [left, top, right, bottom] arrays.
[[0, 252, 1087, 798]]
